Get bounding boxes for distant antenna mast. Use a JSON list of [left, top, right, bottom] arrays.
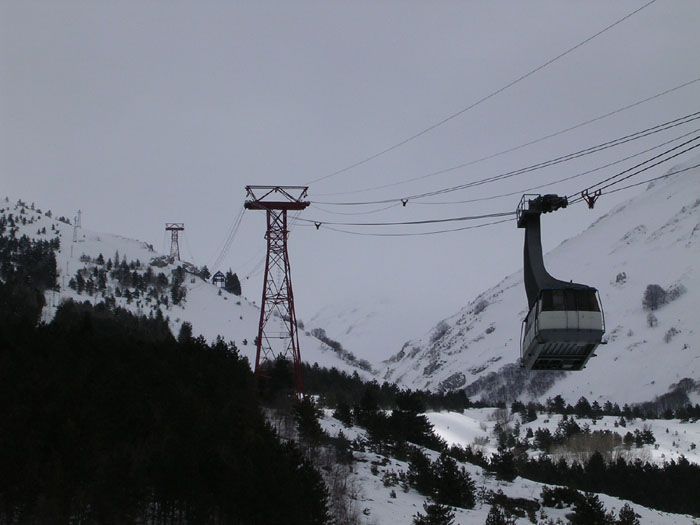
[[72, 209, 82, 243], [165, 223, 184, 261], [244, 185, 309, 394]]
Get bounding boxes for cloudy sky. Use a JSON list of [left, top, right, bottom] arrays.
[[2, 1, 699, 358]]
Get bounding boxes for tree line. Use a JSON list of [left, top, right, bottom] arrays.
[[0, 229, 331, 523]]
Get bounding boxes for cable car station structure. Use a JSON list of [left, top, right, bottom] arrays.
[[245, 186, 309, 393]]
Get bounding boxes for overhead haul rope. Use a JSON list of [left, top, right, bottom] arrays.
[[311, 111, 700, 206], [309, 202, 402, 216], [569, 135, 700, 201], [410, 127, 700, 205], [297, 210, 513, 228], [309, 159, 700, 238], [306, 0, 658, 186], [595, 162, 700, 196], [312, 218, 513, 237], [316, 76, 700, 197], [301, 134, 700, 229], [303, 139, 700, 235], [210, 206, 246, 271], [315, 127, 700, 208]]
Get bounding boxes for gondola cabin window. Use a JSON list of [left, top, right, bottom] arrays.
[[540, 289, 600, 312]]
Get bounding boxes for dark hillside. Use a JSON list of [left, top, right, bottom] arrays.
[[0, 297, 329, 524]]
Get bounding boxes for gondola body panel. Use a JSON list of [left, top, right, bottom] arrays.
[[521, 290, 604, 370]]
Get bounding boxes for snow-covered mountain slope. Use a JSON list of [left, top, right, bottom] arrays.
[[319, 411, 695, 525], [424, 409, 700, 467], [381, 161, 700, 404], [0, 197, 374, 378], [305, 295, 436, 365]]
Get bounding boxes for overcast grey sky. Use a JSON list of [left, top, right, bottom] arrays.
[[2, 1, 699, 355]]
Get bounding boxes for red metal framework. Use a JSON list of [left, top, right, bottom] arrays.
[[165, 223, 185, 261], [244, 186, 309, 393]]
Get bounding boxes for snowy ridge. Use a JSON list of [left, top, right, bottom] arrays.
[[381, 160, 700, 404], [0, 198, 374, 378]]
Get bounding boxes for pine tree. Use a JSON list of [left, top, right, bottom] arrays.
[[178, 322, 193, 344], [484, 505, 509, 525], [293, 396, 325, 446], [616, 503, 640, 525], [568, 493, 610, 525], [333, 400, 353, 427], [491, 450, 517, 482], [224, 270, 242, 295], [75, 272, 85, 293], [642, 284, 666, 311], [433, 452, 475, 508], [413, 500, 455, 525], [407, 449, 435, 495]]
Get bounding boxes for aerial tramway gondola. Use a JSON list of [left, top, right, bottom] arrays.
[[517, 194, 605, 371]]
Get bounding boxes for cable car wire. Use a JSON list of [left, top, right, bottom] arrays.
[[407, 127, 700, 205], [305, 0, 657, 186], [596, 162, 700, 196], [211, 207, 246, 271], [297, 210, 513, 227], [309, 202, 402, 216], [569, 135, 700, 201], [307, 159, 700, 238], [301, 129, 700, 229], [315, 76, 700, 197], [207, 205, 244, 268], [312, 217, 513, 237], [313, 110, 700, 206], [302, 134, 700, 232]]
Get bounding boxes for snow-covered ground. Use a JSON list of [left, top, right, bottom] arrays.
[[382, 159, 700, 404], [320, 411, 696, 524], [306, 295, 436, 364], [1, 198, 374, 378], [424, 409, 700, 467]]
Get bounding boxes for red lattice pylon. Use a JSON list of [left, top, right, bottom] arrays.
[[244, 186, 309, 394]]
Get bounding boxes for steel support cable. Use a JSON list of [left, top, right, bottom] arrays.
[[411, 127, 700, 205], [211, 217, 242, 270], [568, 135, 700, 201], [310, 217, 513, 237], [303, 162, 700, 238], [297, 210, 513, 227], [594, 162, 700, 196], [211, 207, 246, 271], [237, 247, 266, 273], [207, 205, 244, 268], [315, 76, 700, 197], [305, 0, 658, 186], [407, 116, 700, 199], [309, 202, 401, 216], [313, 111, 700, 206], [245, 255, 266, 279], [301, 131, 700, 229]]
